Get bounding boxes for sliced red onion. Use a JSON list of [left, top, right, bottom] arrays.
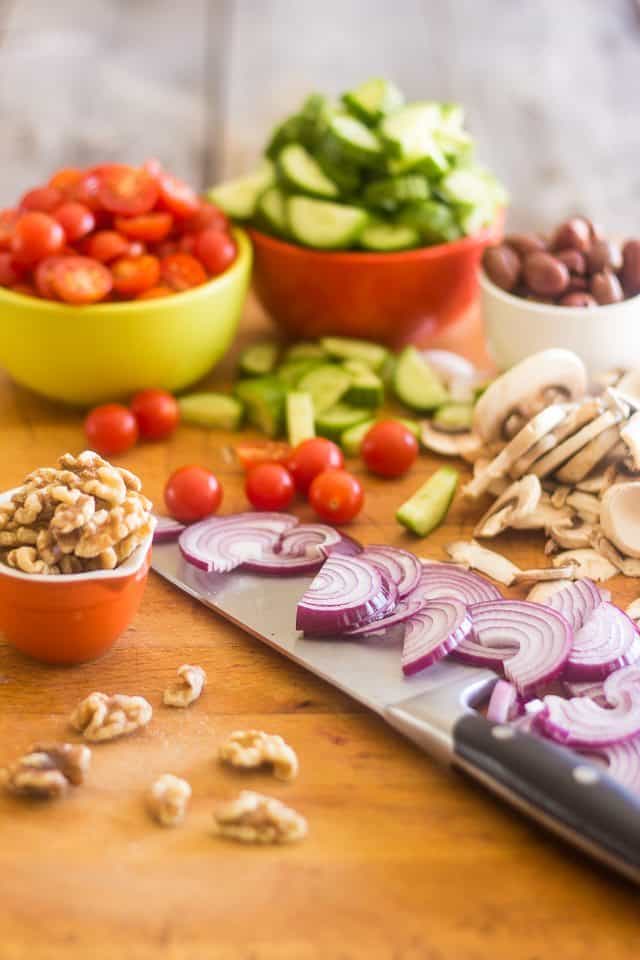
[[360, 546, 421, 598], [469, 600, 573, 697], [296, 555, 397, 635], [414, 561, 502, 606], [345, 597, 425, 637], [536, 664, 640, 747], [401, 599, 472, 676], [153, 515, 186, 543], [322, 532, 362, 557], [563, 679, 608, 706], [581, 737, 640, 795], [242, 523, 352, 574], [241, 552, 325, 575], [179, 513, 297, 573], [450, 632, 511, 671], [542, 578, 602, 631], [565, 602, 640, 681], [487, 680, 519, 724]]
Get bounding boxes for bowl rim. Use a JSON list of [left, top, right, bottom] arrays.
[[248, 220, 498, 263], [0, 487, 154, 584], [0, 227, 250, 315], [479, 266, 640, 316]]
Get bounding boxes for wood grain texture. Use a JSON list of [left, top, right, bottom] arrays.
[[0, 297, 638, 959]]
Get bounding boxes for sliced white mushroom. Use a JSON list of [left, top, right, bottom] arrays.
[[547, 518, 597, 550], [564, 490, 601, 523], [620, 412, 640, 471], [513, 565, 577, 584], [530, 410, 621, 479], [509, 399, 601, 480], [626, 598, 640, 623], [550, 486, 571, 508], [617, 368, 640, 404], [575, 464, 618, 495], [551, 549, 618, 582], [420, 423, 483, 461], [590, 534, 640, 578], [444, 539, 520, 586], [472, 349, 587, 444], [473, 475, 541, 538], [527, 579, 573, 603], [511, 501, 574, 532], [600, 481, 640, 558], [554, 423, 622, 484]]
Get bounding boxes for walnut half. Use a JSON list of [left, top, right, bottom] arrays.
[[3, 742, 91, 799], [213, 790, 307, 845], [218, 730, 299, 782], [163, 664, 207, 708], [147, 773, 192, 827], [70, 692, 152, 742]]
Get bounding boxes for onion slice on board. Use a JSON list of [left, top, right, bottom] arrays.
[[242, 523, 357, 575], [581, 737, 640, 796], [563, 679, 608, 706], [345, 597, 425, 637], [296, 555, 397, 635], [565, 602, 640, 681], [413, 562, 502, 606], [541, 578, 602, 631], [360, 546, 421, 598], [153, 515, 186, 543], [401, 599, 472, 676], [179, 512, 297, 573], [487, 680, 519, 724]]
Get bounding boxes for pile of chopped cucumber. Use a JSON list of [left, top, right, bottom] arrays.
[[178, 336, 482, 452], [208, 78, 507, 251]]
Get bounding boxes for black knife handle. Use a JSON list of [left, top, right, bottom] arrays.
[[453, 712, 640, 884]]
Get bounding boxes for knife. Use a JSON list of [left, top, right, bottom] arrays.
[[152, 542, 640, 884]]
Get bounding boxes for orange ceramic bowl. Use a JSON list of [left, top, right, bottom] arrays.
[[249, 219, 502, 347], [0, 491, 153, 665]]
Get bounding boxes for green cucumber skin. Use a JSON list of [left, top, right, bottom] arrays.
[[396, 466, 459, 536], [278, 144, 339, 200], [283, 342, 329, 363], [393, 346, 450, 412], [320, 337, 389, 372], [234, 377, 286, 437], [238, 342, 280, 377], [287, 197, 369, 250], [315, 404, 371, 441], [341, 360, 384, 407], [432, 403, 474, 431], [297, 364, 352, 415], [178, 393, 244, 431], [286, 391, 315, 447]]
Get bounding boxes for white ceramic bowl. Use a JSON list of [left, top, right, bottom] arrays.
[[480, 269, 640, 374]]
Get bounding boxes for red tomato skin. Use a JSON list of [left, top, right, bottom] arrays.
[[136, 285, 173, 300], [288, 438, 344, 494], [195, 229, 236, 276], [245, 462, 295, 511], [111, 254, 160, 296], [84, 404, 139, 456], [361, 420, 419, 478], [0, 209, 18, 250], [160, 252, 207, 290], [98, 166, 159, 216], [130, 388, 180, 441], [115, 213, 173, 243], [184, 202, 229, 234], [164, 465, 223, 523], [308, 469, 364, 524], [235, 442, 292, 470], [158, 173, 200, 218], [85, 230, 130, 263], [10, 282, 38, 297], [51, 256, 113, 305], [54, 202, 96, 242], [34, 256, 66, 298], [20, 186, 63, 213], [0, 252, 26, 287], [48, 168, 84, 192], [67, 172, 103, 212], [142, 158, 164, 180], [11, 212, 65, 265]]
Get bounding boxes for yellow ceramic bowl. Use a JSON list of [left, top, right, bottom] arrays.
[[0, 228, 251, 405]]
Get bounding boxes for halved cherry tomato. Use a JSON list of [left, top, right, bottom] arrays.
[[245, 462, 295, 511], [85, 403, 139, 455], [34, 256, 66, 298], [111, 254, 160, 296], [51, 256, 113, 305], [115, 212, 172, 243], [136, 285, 173, 300], [288, 438, 344, 494], [178, 234, 197, 254], [0, 252, 26, 287], [160, 252, 207, 290], [164, 465, 223, 523], [235, 441, 292, 471], [98, 165, 159, 216], [157, 172, 199, 218], [48, 168, 83, 193], [142, 158, 164, 179], [0, 209, 18, 250], [130, 388, 180, 441], [154, 241, 178, 259], [309, 469, 364, 524], [195, 228, 236, 276], [84, 229, 130, 263], [67, 172, 103, 212], [20, 186, 63, 213], [11, 212, 65, 265], [54, 202, 95, 242], [361, 420, 419, 478], [184, 201, 229, 234]]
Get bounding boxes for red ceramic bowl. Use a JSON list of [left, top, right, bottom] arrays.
[[249, 219, 502, 347]]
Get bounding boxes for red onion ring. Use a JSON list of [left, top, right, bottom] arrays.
[[179, 513, 297, 573], [401, 599, 472, 676], [296, 555, 398, 635], [581, 736, 640, 795], [153, 515, 186, 543], [345, 597, 425, 637], [415, 562, 502, 606], [360, 546, 421, 598], [563, 679, 608, 706], [542, 578, 602, 631], [242, 523, 356, 575], [565, 602, 640, 681], [487, 680, 519, 724]]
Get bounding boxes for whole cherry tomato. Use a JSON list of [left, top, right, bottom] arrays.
[[54, 202, 95, 242], [164, 465, 223, 522], [0, 252, 25, 287], [84, 230, 130, 263], [115, 212, 173, 243], [309, 469, 364, 524], [195, 228, 236, 276], [160, 252, 207, 290], [51, 256, 113, 304], [98, 165, 159, 216], [20, 186, 63, 213], [184, 201, 229, 234], [130, 388, 180, 441], [136, 285, 173, 300], [288, 438, 344, 494], [361, 420, 419, 478], [245, 462, 295, 511], [84, 403, 139, 456], [48, 168, 84, 192], [11, 212, 65, 265], [0, 209, 18, 250], [111, 254, 160, 296]]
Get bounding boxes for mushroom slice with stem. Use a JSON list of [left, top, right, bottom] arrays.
[[551, 549, 618, 582], [473, 475, 541, 538], [626, 598, 640, 624], [527, 579, 573, 603], [510, 499, 574, 532], [575, 464, 618, 495], [617, 369, 640, 405], [509, 399, 601, 480], [620, 412, 640, 471], [513, 565, 577, 584], [530, 410, 622, 479], [564, 491, 601, 523], [547, 518, 597, 551], [444, 539, 520, 586], [472, 349, 587, 444], [591, 534, 640, 578], [554, 424, 622, 485], [420, 423, 483, 461], [600, 481, 640, 559]]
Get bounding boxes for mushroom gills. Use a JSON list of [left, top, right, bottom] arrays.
[[550, 548, 618, 582], [473, 475, 541, 538], [530, 410, 622, 479], [620, 412, 640, 471], [509, 399, 601, 480], [600, 481, 640, 559], [554, 424, 622, 484]]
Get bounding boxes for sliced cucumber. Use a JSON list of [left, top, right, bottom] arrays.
[[288, 197, 368, 250], [297, 363, 352, 414], [340, 418, 375, 456], [256, 186, 289, 235], [286, 391, 315, 447], [342, 77, 405, 125], [359, 222, 420, 252], [297, 93, 333, 150], [234, 376, 286, 437], [276, 359, 324, 388], [178, 393, 244, 431], [238, 341, 279, 377], [393, 346, 450, 411], [208, 161, 274, 220], [277, 144, 339, 199], [320, 336, 389, 372], [398, 200, 461, 244], [342, 360, 384, 406], [437, 168, 491, 207], [396, 466, 459, 537], [380, 103, 447, 169], [363, 175, 430, 210], [266, 115, 303, 161], [457, 202, 494, 237], [432, 403, 474, 431], [325, 114, 383, 166], [315, 403, 371, 441], [314, 137, 362, 196], [283, 341, 329, 363]]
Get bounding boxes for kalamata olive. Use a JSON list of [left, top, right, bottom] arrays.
[[590, 270, 624, 305], [523, 251, 570, 297], [621, 239, 640, 297], [567, 275, 588, 292], [585, 239, 621, 274], [559, 292, 597, 307], [551, 217, 592, 254], [482, 244, 521, 291], [526, 294, 556, 304], [504, 232, 546, 257], [555, 248, 586, 275]]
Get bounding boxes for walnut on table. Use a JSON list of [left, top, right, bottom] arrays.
[[3, 742, 91, 799], [70, 692, 152, 742], [147, 773, 192, 827], [163, 664, 207, 708], [214, 790, 307, 845], [218, 730, 299, 782]]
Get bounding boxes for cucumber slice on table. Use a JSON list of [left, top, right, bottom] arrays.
[[288, 197, 368, 250], [278, 144, 339, 199], [315, 404, 371, 441], [432, 403, 474, 432], [340, 418, 375, 456], [276, 359, 324, 388], [320, 336, 389, 372], [283, 341, 329, 363], [393, 346, 450, 411], [396, 466, 459, 537], [207, 161, 274, 220], [342, 77, 405, 125], [238, 341, 279, 377], [256, 186, 289, 235], [297, 363, 352, 414], [325, 114, 383, 166], [342, 360, 384, 406], [359, 222, 420, 252], [363, 175, 430, 211], [234, 377, 286, 437], [398, 200, 461, 244], [178, 393, 244, 431], [286, 391, 315, 447]]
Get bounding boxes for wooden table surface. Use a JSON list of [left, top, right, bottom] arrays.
[[0, 297, 638, 960]]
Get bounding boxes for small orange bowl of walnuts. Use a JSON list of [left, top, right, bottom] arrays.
[[0, 451, 154, 665]]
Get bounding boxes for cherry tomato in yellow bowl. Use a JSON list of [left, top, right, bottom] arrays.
[[0, 227, 251, 405]]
